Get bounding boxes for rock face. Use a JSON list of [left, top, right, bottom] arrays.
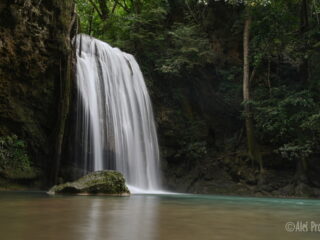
[[48, 171, 130, 195], [0, 1, 75, 186]]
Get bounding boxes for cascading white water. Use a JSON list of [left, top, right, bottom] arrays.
[[74, 34, 161, 192]]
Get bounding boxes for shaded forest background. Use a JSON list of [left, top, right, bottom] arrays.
[[0, 0, 320, 197]]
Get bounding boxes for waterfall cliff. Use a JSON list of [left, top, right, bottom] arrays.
[[74, 34, 161, 192]]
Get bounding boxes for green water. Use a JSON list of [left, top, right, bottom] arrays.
[[0, 192, 320, 240]]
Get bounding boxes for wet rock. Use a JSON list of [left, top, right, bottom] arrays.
[[0, 0, 75, 188], [0, 166, 40, 180], [295, 183, 315, 197], [278, 184, 295, 196], [48, 170, 130, 196]]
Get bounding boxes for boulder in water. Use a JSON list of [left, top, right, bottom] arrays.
[[48, 170, 130, 195]]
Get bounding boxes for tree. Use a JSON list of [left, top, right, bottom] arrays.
[[249, 0, 320, 185], [75, 0, 320, 190], [225, 0, 271, 174], [76, 0, 136, 37], [242, 10, 263, 173]]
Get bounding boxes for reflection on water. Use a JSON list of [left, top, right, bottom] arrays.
[[84, 197, 158, 240], [0, 192, 320, 240]]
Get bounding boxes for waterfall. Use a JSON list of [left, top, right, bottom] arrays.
[[74, 34, 161, 192]]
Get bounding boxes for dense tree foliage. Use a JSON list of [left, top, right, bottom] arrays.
[[0, 135, 38, 180], [75, 0, 320, 188]]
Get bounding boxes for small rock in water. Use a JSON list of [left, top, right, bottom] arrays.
[[48, 170, 130, 196]]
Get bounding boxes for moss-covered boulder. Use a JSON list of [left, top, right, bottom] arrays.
[[48, 170, 130, 196]]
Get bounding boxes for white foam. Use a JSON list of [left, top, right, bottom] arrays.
[[127, 185, 176, 195]]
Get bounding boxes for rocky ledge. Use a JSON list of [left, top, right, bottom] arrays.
[[48, 170, 130, 196]]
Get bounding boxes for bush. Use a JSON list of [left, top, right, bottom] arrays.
[[253, 88, 320, 161], [0, 135, 38, 180]]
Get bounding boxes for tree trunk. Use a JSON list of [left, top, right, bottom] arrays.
[[299, 0, 310, 84], [300, 0, 309, 32], [51, 6, 77, 185], [295, 157, 309, 184], [98, 0, 109, 20], [243, 14, 263, 173], [294, 0, 310, 181]]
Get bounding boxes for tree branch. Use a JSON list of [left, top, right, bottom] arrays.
[[111, 1, 118, 14], [114, 0, 130, 13], [88, 0, 104, 19]]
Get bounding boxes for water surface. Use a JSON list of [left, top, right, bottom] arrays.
[[0, 192, 320, 240]]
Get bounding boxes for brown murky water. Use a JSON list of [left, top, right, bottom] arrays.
[[0, 192, 320, 240]]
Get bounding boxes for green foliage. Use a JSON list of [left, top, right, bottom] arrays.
[[250, 1, 299, 66], [109, 3, 169, 56], [253, 88, 320, 161], [76, 0, 320, 167], [278, 142, 314, 161], [225, 0, 272, 7], [0, 135, 36, 179], [173, 119, 208, 160], [76, 0, 212, 75], [230, 0, 320, 164], [156, 23, 215, 75], [216, 66, 243, 105], [0, 135, 30, 169]]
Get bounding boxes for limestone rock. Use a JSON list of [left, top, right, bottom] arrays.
[[48, 170, 130, 196]]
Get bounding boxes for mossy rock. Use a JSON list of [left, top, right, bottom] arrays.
[[48, 170, 130, 196]]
